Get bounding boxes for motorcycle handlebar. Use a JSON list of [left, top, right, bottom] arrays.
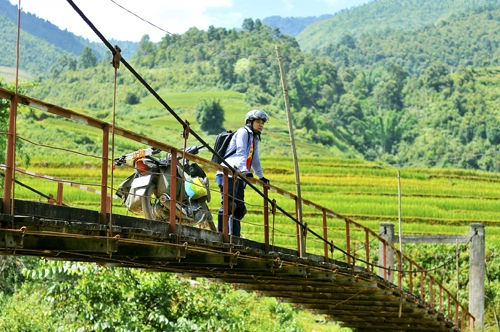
[[113, 145, 204, 166]]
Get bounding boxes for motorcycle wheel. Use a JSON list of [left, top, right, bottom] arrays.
[[207, 220, 217, 232], [202, 202, 217, 231], [141, 184, 159, 221]]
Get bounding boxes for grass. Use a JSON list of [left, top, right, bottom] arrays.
[[0, 66, 32, 83], [12, 153, 500, 251], [8, 132, 497, 332], [14, 89, 350, 166]]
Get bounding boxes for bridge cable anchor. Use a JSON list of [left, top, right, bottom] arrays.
[[110, 45, 121, 69]]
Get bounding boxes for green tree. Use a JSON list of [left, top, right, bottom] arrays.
[[423, 61, 453, 92], [242, 18, 255, 32], [373, 79, 403, 111], [8, 260, 306, 331], [124, 91, 140, 105], [195, 99, 225, 135], [78, 46, 98, 69], [135, 34, 156, 68], [295, 108, 317, 133]]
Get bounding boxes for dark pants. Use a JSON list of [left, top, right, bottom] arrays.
[[216, 174, 246, 237]]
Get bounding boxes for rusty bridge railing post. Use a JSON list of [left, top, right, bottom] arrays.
[[420, 272, 425, 302], [295, 197, 301, 255], [100, 124, 109, 225], [365, 229, 370, 270], [169, 148, 177, 234], [263, 183, 269, 253], [346, 221, 351, 266], [430, 278, 434, 308], [3, 94, 18, 215], [439, 284, 443, 313], [56, 182, 64, 206], [322, 208, 328, 262], [222, 168, 229, 243]]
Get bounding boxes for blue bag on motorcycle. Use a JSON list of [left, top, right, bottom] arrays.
[[185, 176, 208, 200]]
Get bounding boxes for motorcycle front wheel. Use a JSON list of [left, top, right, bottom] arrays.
[[141, 185, 216, 232], [141, 184, 162, 221], [201, 202, 217, 231]]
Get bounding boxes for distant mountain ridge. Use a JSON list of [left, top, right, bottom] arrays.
[[320, 5, 500, 75], [297, 0, 500, 51], [0, 0, 86, 55], [0, 14, 71, 75], [261, 14, 332, 37], [0, 0, 138, 73]]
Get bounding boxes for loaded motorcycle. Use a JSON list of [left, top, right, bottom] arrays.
[[114, 145, 216, 231]]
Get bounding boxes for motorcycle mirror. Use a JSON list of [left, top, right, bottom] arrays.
[[151, 147, 162, 155], [184, 145, 200, 155]]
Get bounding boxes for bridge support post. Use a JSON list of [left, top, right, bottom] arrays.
[[3, 94, 18, 215], [469, 223, 485, 331], [379, 222, 394, 283], [100, 124, 109, 225]]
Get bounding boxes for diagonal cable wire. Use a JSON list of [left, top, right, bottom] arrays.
[[65, 0, 335, 256]]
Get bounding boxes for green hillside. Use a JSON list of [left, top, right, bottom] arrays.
[[16, 26, 500, 172], [0, 14, 74, 75], [321, 5, 500, 75], [4, 1, 500, 171], [0, 65, 32, 82], [297, 0, 500, 51], [0, 0, 138, 74]]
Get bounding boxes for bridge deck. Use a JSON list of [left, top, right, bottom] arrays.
[[0, 199, 458, 331]]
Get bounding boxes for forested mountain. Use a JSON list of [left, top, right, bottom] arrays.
[[0, 0, 138, 74], [0, 14, 72, 75], [321, 5, 500, 75], [21, 11, 500, 171], [297, 0, 500, 51], [261, 14, 332, 37]]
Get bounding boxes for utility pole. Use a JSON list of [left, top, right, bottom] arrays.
[[275, 44, 305, 257]]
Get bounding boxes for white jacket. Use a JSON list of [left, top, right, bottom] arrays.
[[218, 126, 264, 178]]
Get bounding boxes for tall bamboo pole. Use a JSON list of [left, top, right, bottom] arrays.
[[397, 170, 403, 254], [3, 0, 21, 214], [275, 45, 305, 257]]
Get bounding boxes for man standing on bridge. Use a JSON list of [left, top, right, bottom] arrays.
[[215, 109, 270, 237]]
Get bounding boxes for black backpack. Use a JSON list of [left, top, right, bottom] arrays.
[[211, 127, 250, 164]]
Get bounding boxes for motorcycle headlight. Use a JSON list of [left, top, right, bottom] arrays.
[[135, 160, 150, 175]]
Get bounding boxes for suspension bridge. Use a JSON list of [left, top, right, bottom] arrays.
[[0, 86, 480, 331], [0, 1, 484, 329]]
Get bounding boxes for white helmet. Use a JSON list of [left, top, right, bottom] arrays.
[[245, 109, 269, 124]]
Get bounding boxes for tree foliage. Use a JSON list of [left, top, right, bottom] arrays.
[[195, 99, 225, 135], [0, 259, 306, 331], [79, 46, 98, 69], [297, 0, 500, 51]]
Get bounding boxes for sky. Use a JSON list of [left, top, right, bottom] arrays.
[[8, 0, 371, 42]]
